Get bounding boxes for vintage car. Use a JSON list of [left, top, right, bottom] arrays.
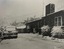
[[3, 31, 18, 39], [3, 26, 18, 39]]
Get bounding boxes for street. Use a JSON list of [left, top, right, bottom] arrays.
[[0, 33, 64, 49]]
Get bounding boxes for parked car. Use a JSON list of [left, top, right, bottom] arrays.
[[3, 26, 18, 39], [3, 31, 18, 39]]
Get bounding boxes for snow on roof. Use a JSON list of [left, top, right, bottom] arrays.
[[16, 25, 26, 29]]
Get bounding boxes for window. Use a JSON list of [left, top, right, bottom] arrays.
[[58, 17, 62, 26], [54, 17, 57, 26], [54, 16, 62, 26]]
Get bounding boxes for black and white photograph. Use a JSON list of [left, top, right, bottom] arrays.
[[0, 0, 64, 49]]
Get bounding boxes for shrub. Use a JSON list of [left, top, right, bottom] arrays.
[[41, 25, 51, 37], [51, 26, 64, 38]]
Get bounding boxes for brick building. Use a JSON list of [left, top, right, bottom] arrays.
[[26, 3, 64, 33], [26, 19, 43, 33]]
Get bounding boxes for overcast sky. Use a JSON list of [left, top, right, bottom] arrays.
[[0, 0, 64, 26]]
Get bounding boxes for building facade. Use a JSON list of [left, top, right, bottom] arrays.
[[26, 19, 43, 33], [26, 3, 64, 33], [44, 10, 64, 27]]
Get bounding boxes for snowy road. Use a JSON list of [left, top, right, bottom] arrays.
[[0, 33, 64, 49]]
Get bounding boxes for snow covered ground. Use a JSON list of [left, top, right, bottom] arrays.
[[0, 33, 64, 49]]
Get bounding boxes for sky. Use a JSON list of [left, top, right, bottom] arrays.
[[0, 0, 64, 26]]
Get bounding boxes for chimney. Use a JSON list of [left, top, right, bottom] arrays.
[[46, 3, 55, 16]]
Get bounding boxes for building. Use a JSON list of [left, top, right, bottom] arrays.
[[16, 25, 26, 33], [44, 10, 64, 27], [26, 3, 64, 33], [42, 3, 64, 27], [26, 19, 43, 33]]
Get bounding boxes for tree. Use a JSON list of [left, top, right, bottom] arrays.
[[11, 21, 18, 26]]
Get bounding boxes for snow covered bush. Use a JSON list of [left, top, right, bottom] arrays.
[[41, 25, 51, 37], [51, 26, 64, 38]]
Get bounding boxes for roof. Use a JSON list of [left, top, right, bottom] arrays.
[[26, 18, 42, 24], [42, 10, 64, 19], [47, 10, 64, 16], [16, 25, 26, 29]]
